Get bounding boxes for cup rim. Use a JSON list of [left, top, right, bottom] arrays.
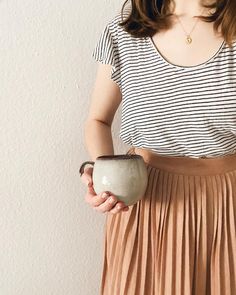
[[96, 154, 143, 160]]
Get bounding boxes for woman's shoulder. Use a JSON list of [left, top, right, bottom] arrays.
[[106, 10, 131, 37]]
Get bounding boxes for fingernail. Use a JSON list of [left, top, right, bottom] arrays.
[[108, 197, 115, 203], [102, 192, 109, 199]]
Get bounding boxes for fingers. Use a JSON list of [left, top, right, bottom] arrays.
[[93, 194, 118, 213], [86, 191, 109, 207], [93, 194, 129, 214], [80, 166, 129, 214], [80, 166, 93, 186], [108, 201, 129, 214], [85, 188, 129, 214], [80, 166, 96, 197]]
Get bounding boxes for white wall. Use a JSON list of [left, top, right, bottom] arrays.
[[0, 0, 129, 294]]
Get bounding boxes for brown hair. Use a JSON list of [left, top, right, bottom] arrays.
[[118, 0, 236, 48]]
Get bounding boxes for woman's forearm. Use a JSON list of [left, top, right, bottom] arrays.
[[84, 119, 114, 161]]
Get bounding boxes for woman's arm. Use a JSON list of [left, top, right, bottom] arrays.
[[84, 63, 122, 161], [81, 63, 129, 214]]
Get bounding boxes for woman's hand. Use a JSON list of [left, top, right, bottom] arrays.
[[80, 166, 129, 214]]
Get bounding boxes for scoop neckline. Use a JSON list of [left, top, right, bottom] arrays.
[[148, 36, 226, 70]]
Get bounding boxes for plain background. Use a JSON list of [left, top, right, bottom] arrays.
[[0, 0, 129, 294]]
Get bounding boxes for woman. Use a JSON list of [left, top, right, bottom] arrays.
[[80, 0, 236, 294]]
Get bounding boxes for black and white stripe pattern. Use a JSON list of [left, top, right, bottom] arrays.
[[92, 13, 236, 158]]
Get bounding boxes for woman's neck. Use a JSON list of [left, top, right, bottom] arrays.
[[171, 0, 211, 18]]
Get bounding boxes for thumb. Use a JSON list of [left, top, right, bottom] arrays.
[[81, 173, 92, 186], [88, 182, 96, 195]]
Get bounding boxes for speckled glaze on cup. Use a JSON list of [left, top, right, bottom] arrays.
[[80, 154, 148, 206]]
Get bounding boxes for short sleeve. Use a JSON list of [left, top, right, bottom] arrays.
[[92, 22, 121, 87]]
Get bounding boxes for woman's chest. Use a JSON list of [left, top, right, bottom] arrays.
[[118, 30, 236, 124], [150, 20, 224, 67], [121, 63, 236, 128]]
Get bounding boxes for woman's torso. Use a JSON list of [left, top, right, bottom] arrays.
[[96, 12, 236, 158]]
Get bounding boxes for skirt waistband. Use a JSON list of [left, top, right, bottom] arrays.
[[131, 147, 236, 176]]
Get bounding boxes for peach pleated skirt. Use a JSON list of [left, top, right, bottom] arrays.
[[100, 147, 236, 295]]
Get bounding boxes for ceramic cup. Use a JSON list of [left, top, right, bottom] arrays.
[[79, 153, 148, 206]]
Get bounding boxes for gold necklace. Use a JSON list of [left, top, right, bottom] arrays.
[[175, 9, 205, 45]]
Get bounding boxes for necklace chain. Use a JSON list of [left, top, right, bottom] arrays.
[[175, 8, 205, 44]]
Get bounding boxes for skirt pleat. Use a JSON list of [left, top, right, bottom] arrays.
[[100, 147, 236, 295]]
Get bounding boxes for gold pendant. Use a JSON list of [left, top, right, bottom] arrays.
[[186, 35, 192, 44]]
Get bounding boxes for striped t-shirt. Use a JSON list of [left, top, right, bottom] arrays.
[[92, 12, 236, 158]]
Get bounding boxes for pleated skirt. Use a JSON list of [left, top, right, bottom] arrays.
[[99, 147, 236, 295]]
